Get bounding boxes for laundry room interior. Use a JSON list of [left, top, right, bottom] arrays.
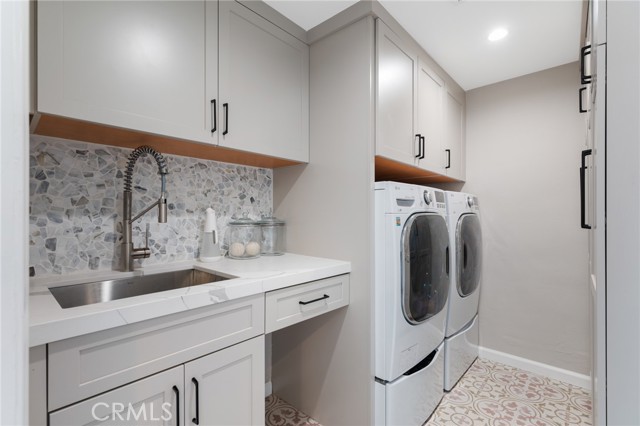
[[1, 0, 639, 425]]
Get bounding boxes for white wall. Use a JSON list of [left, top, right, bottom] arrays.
[[0, 1, 30, 424], [464, 62, 590, 375], [272, 17, 375, 426]]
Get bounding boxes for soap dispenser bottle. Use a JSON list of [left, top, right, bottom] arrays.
[[199, 208, 221, 262]]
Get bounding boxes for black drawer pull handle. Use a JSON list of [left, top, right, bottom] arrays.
[[210, 99, 217, 134], [581, 45, 592, 84], [172, 386, 180, 426], [192, 378, 199, 425], [579, 87, 587, 113], [580, 149, 593, 229], [223, 103, 229, 136], [299, 294, 330, 305]]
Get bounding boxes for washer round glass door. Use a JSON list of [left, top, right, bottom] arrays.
[[456, 213, 482, 297], [401, 213, 449, 324]]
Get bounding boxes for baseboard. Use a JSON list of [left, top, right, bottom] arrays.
[[478, 346, 591, 390], [265, 381, 273, 398]]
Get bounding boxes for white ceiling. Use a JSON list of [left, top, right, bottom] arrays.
[[263, 0, 583, 90]]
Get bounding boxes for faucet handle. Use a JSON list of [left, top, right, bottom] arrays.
[[145, 223, 150, 249]]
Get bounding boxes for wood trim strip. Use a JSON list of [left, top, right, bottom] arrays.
[[32, 114, 302, 169], [375, 155, 462, 184]]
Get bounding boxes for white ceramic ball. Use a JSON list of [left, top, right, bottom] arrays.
[[245, 241, 261, 257], [229, 242, 245, 258]]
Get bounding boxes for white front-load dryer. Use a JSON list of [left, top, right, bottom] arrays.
[[374, 181, 450, 425], [444, 191, 482, 391]]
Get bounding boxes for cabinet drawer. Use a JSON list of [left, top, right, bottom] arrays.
[[265, 275, 349, 333], [48, 294, 264, 410]]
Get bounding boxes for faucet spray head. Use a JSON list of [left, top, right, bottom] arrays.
[[158, 194, 168, 223], [158, 174, 167, 223]]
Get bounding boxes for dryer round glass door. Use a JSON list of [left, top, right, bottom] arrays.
[[456, 214, 482, 297], [401, 213, 449, 324]]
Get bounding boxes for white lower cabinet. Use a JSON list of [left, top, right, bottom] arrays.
[[185, 335, 265, 426], [49, 336, 264, 426], [38, 275, 350, 426], [49, 366, 184, 426]]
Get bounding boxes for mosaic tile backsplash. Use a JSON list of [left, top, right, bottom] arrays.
[[29, 135, 273, 277]]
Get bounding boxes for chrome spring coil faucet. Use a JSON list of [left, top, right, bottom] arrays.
[[122, 146, 169, 271]]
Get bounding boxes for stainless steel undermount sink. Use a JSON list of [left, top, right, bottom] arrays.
[[49, 268, 232, 309]]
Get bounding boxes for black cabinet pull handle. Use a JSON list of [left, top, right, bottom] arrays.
[[579, 87, 588, 113], [581, 45, 592, 84], [222, 103, 229, 136], [445, 149, 451, 169], [172, 386, 180, 426], [210, 99, 217, 134], [299, 294, 329, 305], [191, 378, 200, 425], [420, 136, 425, 159], [414, 134, 422, 159], [580, 149, 593, 229]]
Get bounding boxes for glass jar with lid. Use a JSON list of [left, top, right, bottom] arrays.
[[258, 216, 286, 256], [227, 214, 262, 259]]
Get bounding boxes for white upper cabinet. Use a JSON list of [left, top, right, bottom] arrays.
[[375, 18, 466, 180], [38, 0, 309, 163], [416, 60, 445, 173], [38, 0, 210, 143], [375, 19, 418, 166], [218, 1, 309, 162], [444, 89, 465, 181]]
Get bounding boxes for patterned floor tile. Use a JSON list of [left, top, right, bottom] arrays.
[[265, 358, 592, 426], [426, 358, 592, 426], [266, 394, 321, 426]]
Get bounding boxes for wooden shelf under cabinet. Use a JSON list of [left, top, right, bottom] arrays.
[[375, 155, 462, 185], [30, 113, 302, 169]]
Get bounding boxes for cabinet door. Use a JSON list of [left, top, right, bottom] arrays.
[[218, 2, 309, 162], [185, 335, 265, 426], [375, 19, 418, 166], [49, 366, 183, 426], [416, 61, 445, 173], [38, 0, 211, 143], [444, 90, 465, 180]]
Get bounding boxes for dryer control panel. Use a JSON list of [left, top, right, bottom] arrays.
[[375, 181, 447, 215]]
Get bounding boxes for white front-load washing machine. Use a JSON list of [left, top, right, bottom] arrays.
[[443, 191, 482, 391], [374, 181, 450, 425]]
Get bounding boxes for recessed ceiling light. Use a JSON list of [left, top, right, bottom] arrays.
[[488, 27, 508, 42]]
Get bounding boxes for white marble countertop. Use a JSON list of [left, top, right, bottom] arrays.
[[29, 253, 351, 347]]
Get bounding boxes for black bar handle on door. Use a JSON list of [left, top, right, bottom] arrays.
[[445, 149, 451, 169], [415, 134, 422, 159], [420, 136, 425, 159], [445, 247, 449, 276], [172, 386, 180, 426], [581, 45, 592, 84], [223, 103, 229, 136], [299, 294, 329, 305], [210, 99, 217, 134], [580, 149, 593, 229], [191, 378, 200, 425], [579, 87, 587, 113]]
